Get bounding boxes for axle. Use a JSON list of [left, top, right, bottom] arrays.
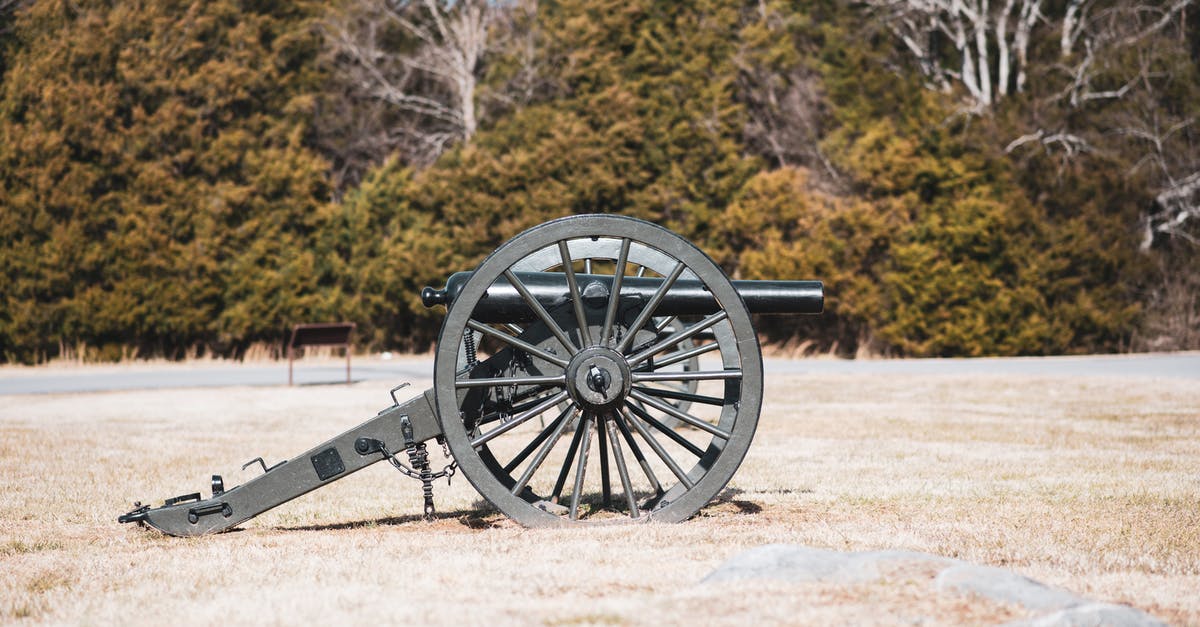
[[421, 271, 823, 322]]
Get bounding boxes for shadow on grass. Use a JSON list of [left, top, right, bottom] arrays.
[[697, 487, 764, 516], [280, 488, 766, 532], [280, 504, 506, 532]]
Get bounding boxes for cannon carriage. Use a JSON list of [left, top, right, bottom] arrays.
[[119, 215, 822, 534]]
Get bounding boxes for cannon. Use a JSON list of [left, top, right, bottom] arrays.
[[118, 215, 822, 534]]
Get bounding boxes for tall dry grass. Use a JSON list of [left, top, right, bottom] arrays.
[[0, 372, 1196, 625]]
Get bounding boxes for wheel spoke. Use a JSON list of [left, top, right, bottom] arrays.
[[569, 414, 594, 520], [632, 369, 742, 383], [600, 237, 631, 347], [633, 385, 725, 407], [625, 401, 706, 458], [620, 406, 694, 489], [612, 410, 662, 495], [652, 341, 719, 369], [558, 240, 593, 347], [604, 414, 640, 518], [659, 380, 693, 393], [629, 389, 731, 440], [504, 403, 575, 474], [616, 261, 686, 353], [511, 383, 557, 402], [510, 404, 578, 494], [471, 391, 569, 448], [503, 269, 579, 355], [466, 320, 568, 368], [473, 385, 559, 424], [627, 311, 728, 367], [653, 315, 679, 334], [552, 417, 587, 502], [597, 413, 612, 507], [478, 391, 564, 426], [456, 374, 566, 388]]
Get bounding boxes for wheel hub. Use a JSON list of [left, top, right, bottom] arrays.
[[565, 347, 630, 411]]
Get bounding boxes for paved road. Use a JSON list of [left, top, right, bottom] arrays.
[[2, 352, 1196, 395], [0, 360, 433, 395], [764, 352, 1200, 379]]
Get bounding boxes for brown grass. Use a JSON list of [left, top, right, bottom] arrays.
[[1, 372, 1197, 625]]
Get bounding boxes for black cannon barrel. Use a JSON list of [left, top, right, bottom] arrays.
[[422, 271, 823, 322]]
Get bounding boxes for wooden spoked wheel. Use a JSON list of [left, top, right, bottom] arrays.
[[433, 215, 762, 526]]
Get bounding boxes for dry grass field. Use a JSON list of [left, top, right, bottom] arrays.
[[1, 369, 1197, 625]]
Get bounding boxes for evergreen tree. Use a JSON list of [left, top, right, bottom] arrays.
[[0, 0, 1192, 361], [0, 0, 333, 361], [356, 0, 773, 341]]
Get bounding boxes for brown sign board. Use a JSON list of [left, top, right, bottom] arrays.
[[287, 322, 356, 385]]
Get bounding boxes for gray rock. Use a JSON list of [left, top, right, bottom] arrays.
[[1011, 603, 1168, 627], [934, 564, 1083, 611], [701, 544, 957, 585], [703, 545, 1167, 627], [701, 544, 853, 584]]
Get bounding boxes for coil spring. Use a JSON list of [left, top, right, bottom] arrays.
[[463, 330, 478, 368]]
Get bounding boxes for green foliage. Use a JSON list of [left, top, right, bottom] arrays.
[[0, 0, 1190, 361], [329, 157, 443, 349], [714, 7, 1145, 357], [351, 0, 772, 344], [878, 188, 1060, 356], [0, 0, 332, 362], [714, 167, 900, 351]]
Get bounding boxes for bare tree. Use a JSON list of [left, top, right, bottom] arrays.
[[0, 0, 32, 36], [864, 0, 1044, 110], [1146, 172, 1200, 248], [866, 0, 1192, 110], [1060, 0, 1087, 57], [1125, 117, 1200, 249], [479, 0, 556, 115], [0, 0, 27, 18], [1047, 1, 1197, 249], [736, 3, 841, 187], [320, 0, 506, 174], [1053, 1, 1192, 106], [869, 0, 1198, 249]]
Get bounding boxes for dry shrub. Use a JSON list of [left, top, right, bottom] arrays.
[[1136, 248, 1200, 351]]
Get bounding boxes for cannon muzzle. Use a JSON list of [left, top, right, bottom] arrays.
[[422, 271, 823, 322]]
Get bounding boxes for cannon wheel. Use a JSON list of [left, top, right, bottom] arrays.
[[510, 237, 702, 423], [433, 215, 763, 526]]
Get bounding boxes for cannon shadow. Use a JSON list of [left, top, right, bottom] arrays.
[[280, 505, 507, 532], [278, 487, 765, 533], [698, 487, 763, 515], [279, 488, 764, 532]]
